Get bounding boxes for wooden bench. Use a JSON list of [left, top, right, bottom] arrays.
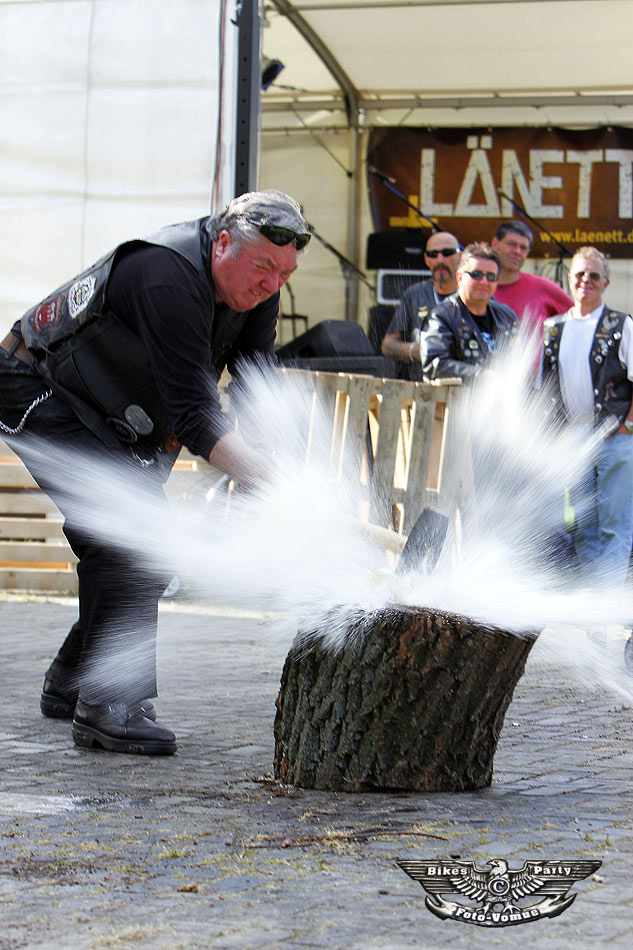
[[0, 441, 216, 594]]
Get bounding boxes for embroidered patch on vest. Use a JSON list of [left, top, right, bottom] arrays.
[[68, 275, 96, 319], [30, 296, 63, 333]]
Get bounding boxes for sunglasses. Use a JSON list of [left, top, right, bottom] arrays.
[[251, 219, 311, 251], [425, 247, 458, 259], [571, 270, 604, 282], [465, 269, 498, 283]]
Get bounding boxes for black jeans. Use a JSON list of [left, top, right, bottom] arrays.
[[0, 353, 176, 705]]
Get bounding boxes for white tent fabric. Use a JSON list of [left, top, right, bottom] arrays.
[[0, 0, 233, 335], [261, 0, 633, 329], [2, 0, 633, 339], [261, 0, 633, 118]]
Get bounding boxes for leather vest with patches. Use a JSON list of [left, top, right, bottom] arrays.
[[542, 306, 632, 427], [19, 219, 248, 453], [439, 295, 518, 362], [21, 218, 246, 376]]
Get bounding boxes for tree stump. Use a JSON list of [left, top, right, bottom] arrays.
[[274, 607, 536, 792]]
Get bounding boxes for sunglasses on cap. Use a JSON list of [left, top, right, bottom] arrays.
[[571, 270, 604, 282], [465, 269, 498, 283], [249, 219, 311, 251], [425, 247, 458, 259]]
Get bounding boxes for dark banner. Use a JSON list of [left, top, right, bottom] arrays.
[[367, 127, 633, 258]]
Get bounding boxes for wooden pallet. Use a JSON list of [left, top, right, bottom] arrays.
[[0, 372, 464, 593], [278, 369, 463, 534]]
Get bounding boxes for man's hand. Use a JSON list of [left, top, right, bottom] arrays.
[[208, 432, 274, 490], [381, 333, 420, 363]]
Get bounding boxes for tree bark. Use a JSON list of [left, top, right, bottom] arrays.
[[274, 607, 536, 792]]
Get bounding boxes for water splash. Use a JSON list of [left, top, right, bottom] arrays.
[[11, 334, 633, 698]]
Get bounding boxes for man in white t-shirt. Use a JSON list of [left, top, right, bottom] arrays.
[[541, 246, 633, 585]]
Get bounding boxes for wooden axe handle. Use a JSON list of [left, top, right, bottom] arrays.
[[349, 518, 407, 554]]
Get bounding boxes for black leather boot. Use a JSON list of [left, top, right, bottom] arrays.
[[72, 699, 176, 755], [41, 678, 156, 722], [40, 678, 77, 720]]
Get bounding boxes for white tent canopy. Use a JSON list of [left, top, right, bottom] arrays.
[[262, 0, 633, 119], [0, 0, 235, 335], [261, 0, 633, 330], [2, 0, 633, 338]]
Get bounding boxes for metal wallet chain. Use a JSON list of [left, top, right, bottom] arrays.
[[0, 389, 53, 436]]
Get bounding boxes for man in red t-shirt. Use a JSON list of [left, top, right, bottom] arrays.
[[491, 221, 572, 341]]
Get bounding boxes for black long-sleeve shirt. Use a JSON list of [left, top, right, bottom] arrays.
[[106, 244, 279, 459]]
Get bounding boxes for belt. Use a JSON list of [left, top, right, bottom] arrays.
[[0, 331, 31, 365]]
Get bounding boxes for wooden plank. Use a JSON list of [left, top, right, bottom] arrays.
[[393, 400, 414, 490], [173, 447, 201, 468], [0, 440, 19, 459], [434, 386, 477, 540], [0, 517, 66, 541], [370, 380, 406, 527], [0, 566, 77, 594], [313, 372, 342, 431], [426, 401, 447, 494], [0, 560, 74, 569], [340, 375, 374, 483], [304, 375, 335, 467], [0, 491, 61, 516], [401, 390, 438, 534], [328, 390, 348, 480], [276, 368, 320, 463], [0, 460, 38, 488], [0, 540, 77, 563]]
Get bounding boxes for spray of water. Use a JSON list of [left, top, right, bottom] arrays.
[[11, 332, 633, 700]]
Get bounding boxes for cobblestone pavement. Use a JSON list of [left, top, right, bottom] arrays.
[[1, 594, 632, 950]]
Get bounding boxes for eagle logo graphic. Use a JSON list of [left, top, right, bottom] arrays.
[[397, 858, 601, 927]]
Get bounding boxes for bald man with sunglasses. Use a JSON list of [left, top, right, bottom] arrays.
[[0, 190, 310, 756], [421, 243, 518, 381], [381, 231, 461, 381]]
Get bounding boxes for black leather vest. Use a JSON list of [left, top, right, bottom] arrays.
[[439, 295, 518, 362], [19, 219, 244, 455], [542, 306, 633, 427]]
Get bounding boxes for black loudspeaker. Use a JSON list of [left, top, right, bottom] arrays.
[[276, 320, 392, 377], [366, 231, 427, 270], [368, 305, 396, 352], [276, 320, 375, 361]]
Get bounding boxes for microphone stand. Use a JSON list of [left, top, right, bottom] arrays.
[[307, 222, 376, 322], [369, 169, 442, 234], [497, 189, 573, 288]]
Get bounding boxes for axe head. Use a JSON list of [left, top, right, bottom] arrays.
[[396, 508, 448, 576]]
